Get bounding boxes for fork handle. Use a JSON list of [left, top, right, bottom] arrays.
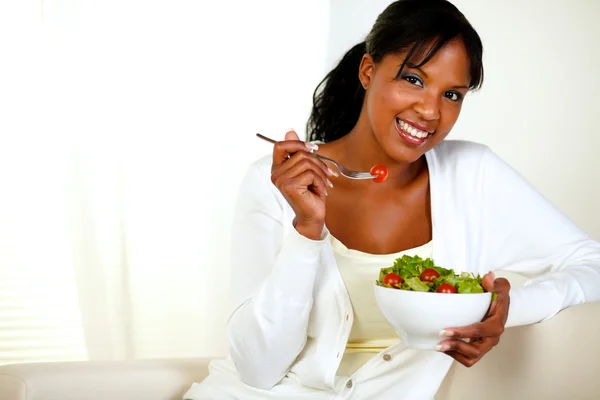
[[256, 133, 277, 145], [255, 133, 336, 164]]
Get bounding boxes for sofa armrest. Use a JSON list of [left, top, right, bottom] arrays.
[[0, 358, 211, 400], [436, 302, 600, 400]]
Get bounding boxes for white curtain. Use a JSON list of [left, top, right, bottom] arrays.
[[0, 0, 331, 365]]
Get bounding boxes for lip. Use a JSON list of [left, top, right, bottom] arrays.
[[395, 118, 431, 146], [402, 119, 434, 134]]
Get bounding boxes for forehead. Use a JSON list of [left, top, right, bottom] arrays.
[[383, 39, 471, 85]]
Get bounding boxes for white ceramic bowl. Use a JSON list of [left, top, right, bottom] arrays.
[[374, 284, 492, 349]]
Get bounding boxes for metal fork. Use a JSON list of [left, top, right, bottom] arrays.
[[256, 133, 377, 180]]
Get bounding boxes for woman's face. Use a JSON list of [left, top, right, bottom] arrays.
[[359, 39, 471, 163]]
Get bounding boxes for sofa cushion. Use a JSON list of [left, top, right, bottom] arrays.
[[0, 358, 211, 400]]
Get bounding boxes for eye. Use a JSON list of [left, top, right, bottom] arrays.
[[401, 73, 424, 88], [444, 91, 463, 102]]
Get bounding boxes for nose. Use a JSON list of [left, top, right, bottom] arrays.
[[414, 92, 440, 121]]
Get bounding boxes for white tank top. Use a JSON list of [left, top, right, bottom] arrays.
[[330, 234, 434, 377]]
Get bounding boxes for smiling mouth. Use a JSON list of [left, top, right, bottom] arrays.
[[396, 118, 432, 139]]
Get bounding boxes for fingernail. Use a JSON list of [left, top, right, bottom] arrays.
[[325, 190, 328, 197], [305, 142, 319, 151], [287, 128, 295, 132], [327, 179, 334, 188], [436, 344, 450, 352], [328, 167, 339, 177], [439, 330, 454, 337]]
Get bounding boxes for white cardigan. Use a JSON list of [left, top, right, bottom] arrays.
[[184, 140, 600, 400]]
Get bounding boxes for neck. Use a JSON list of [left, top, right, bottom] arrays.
[[335, 114, 427, 187]]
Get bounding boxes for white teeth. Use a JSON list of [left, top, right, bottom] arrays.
[[398, 119, 429, 139]]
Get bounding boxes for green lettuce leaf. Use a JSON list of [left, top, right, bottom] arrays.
[[404, 277, 431, 292], [376, 255, 487, 294]]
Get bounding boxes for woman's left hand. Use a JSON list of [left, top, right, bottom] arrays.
[[436, 272, 511, 367]]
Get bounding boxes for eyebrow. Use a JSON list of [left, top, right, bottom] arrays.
[[405, 63, 429, 79], [404, 64, 469, 90]]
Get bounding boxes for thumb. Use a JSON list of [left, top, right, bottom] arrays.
[[481, 272, 496, 293], [285, 129, 300, 141]]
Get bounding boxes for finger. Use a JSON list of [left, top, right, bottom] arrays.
[[492, 277, 511, 325], [272, 141, 318, 168], [284, 129, 300, 141], [442, 316, 505, 339], [438, 338, 488, 359], [277, 157, 332, 191], [291, 170, 327, 197], [272, 132, 319, 167], [443, 337, 499, 368], [481, 272, 495, 293], [482, 273, 510, 300], [443, 278, 511, 339], [272, 151, 333, 185], [444, 350, 478, 368], [283, 150, 334, 180], [493, 277, 511, 295]]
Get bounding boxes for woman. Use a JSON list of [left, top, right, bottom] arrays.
[[185, 0, 600, 399]]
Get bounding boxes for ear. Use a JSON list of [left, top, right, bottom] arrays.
[[358, 53, 375, 90]]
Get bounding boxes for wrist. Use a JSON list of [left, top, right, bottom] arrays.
[[294, 218, 324, 241]]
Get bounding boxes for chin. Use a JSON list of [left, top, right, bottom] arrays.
[[387, 131, 448, 164], [383, 144, 428, 165]]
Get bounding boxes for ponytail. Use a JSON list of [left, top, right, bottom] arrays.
[[306, 42, 367, 143], [305, 0, 484, 144]]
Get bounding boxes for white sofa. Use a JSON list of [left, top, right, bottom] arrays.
[[1, 302, 599, 400]]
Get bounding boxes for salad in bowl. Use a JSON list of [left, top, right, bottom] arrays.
[[373, 255, 494, 349], [376, 254, 491, 296]]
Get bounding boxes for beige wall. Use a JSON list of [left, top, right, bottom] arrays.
[[0, 0, 597, 363], [327, 0, 600, 240]]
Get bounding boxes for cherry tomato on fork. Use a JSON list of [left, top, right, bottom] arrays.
[[436, 283, 457, 293], [419, 268, 440, 283], [370, 164, 388, 183], [382, 272, 403, 288]]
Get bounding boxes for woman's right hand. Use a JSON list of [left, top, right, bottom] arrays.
[[271, 130, 334, 240]]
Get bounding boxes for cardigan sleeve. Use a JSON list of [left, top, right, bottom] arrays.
[[478, 148, 600, 328], [225, 159, 328, 389]]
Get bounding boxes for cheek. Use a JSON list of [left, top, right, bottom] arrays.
[[439, 103, 462, 132], [368, 84, 414, 119]]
